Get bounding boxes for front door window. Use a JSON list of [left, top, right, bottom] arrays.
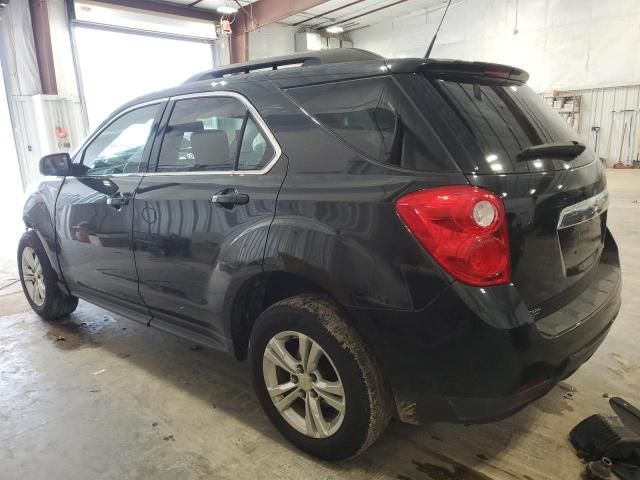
[[79, 104, 160, 175]]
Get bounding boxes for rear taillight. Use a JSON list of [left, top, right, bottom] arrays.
[[395, 185, 511, 286]]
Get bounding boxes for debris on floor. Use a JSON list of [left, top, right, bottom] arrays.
[[585, 457, 613, 479], [570, 397, 640, 480], [559, 382, 578, 392], [610, 397, 640, 435], [411, 458, 489, 480]]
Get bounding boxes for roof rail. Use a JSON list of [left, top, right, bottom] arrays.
[[184, 48, 383, 83]]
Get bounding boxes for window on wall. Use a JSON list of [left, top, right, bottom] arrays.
[[80, 104, 160, 175], [156, 97, 275, 173]]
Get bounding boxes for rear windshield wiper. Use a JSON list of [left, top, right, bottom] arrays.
[[517, 141, 586, 160]]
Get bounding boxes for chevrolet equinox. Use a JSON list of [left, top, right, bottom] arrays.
[[19, 49, 621, 460]]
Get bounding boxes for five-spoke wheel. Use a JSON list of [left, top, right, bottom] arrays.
[[250, 294, 390, 460], [21, 246, 46, 306], [263, 330, 346, 438], [18, 231, 78, 320]]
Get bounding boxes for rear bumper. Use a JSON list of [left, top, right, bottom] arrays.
[[352, 233, 621, 425], [394, 311, 614, 424]]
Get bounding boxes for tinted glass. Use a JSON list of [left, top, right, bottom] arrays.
[[157, 97, 246, 173], [288, 77, 448, 171], [81, 104, 159, 175], [433, 80, 585, 172], [237, 116, 274, 171]]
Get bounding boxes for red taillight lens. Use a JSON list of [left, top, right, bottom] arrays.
[[395, 185, 511, 286]]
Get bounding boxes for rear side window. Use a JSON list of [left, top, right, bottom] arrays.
[[433, 80, 584, 172], [287, 77, 451, 171], [238, 116, 275, 171], [156, 96, 275, 173]]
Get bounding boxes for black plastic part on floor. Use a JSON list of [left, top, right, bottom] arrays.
[[611, 397, 640, 436], [570, 414, 640, 460], [613, 462, 640, 480]]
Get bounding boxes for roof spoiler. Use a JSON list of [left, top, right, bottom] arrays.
[[419, 60, 530, 83]]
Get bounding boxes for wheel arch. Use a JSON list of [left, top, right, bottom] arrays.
[[22, 183, 65, 282], [229, 270, 338, 361]]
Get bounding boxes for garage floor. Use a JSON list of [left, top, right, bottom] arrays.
[[1, 170, 638, 480]]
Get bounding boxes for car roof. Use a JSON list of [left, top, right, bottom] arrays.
[[112, 49, 529, 120], [184, 48, 384, 82]]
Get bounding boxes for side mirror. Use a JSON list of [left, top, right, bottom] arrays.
[[39, 153, 72, 176]]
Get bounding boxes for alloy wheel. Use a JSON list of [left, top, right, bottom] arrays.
[[21, 247, 45, 306], [262, 330, 346, 438]]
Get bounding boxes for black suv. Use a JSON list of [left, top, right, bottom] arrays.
[[19, 48, 621, 460]]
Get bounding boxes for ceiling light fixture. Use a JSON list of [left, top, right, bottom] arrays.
[[217, 5, 238, 15], [326, 25, 344, 34]]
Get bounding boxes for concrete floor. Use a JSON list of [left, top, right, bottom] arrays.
[[1, 170, 639, 480]]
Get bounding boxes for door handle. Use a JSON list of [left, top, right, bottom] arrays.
[[106, 193, 130, 209], [211, 189, 249, 207]]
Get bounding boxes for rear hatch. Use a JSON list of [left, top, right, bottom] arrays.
[[421, 69, 609, 319]]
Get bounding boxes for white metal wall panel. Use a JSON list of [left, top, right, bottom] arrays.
[[571, 84, 640, 166], [0, 55, 23, 256], [0, 0, 40, 96], [350, 0, 640, 93], [12, 95, 86, 187]]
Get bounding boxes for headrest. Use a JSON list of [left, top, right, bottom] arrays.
[[190, 129, 230, 167], [168, 121, 204, 133]]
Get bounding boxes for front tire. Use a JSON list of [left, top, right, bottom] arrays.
[[249, 294, 390, 460], [18, 230, 78, 320]]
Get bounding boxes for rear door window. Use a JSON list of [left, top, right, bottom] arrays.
[[237, 116, 275, 171], [156, 96, 275, 173], [287, 76, 454, 172]]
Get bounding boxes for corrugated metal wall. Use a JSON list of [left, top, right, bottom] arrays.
[[565, 84, 640, 167]]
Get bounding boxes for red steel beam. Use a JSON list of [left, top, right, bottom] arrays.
[[230, 0, 329, 63], [230, 28, 249, 65], [238, 0, 330, 31], [29, 0, 57, 94]]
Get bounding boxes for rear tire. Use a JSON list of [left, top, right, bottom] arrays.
[[249, 294, 390, 460], [17, 230, 78, 320]]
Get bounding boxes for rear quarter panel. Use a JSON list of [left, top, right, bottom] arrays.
[[258, 86, 466, 311]]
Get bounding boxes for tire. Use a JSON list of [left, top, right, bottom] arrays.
[[249, 294, 391, 460], [17, 230, 78, 320]]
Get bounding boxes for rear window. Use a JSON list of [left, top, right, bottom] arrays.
[[432, 79, 588, 173], [287, 76, 454, 172]]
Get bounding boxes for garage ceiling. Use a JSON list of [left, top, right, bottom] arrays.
[[158, 0, 258, 9], [151, 0, 450, 32], [281, 0, 449, 31]]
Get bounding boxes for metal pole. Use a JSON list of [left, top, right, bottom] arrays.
[[29, 0, 57, 94]]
